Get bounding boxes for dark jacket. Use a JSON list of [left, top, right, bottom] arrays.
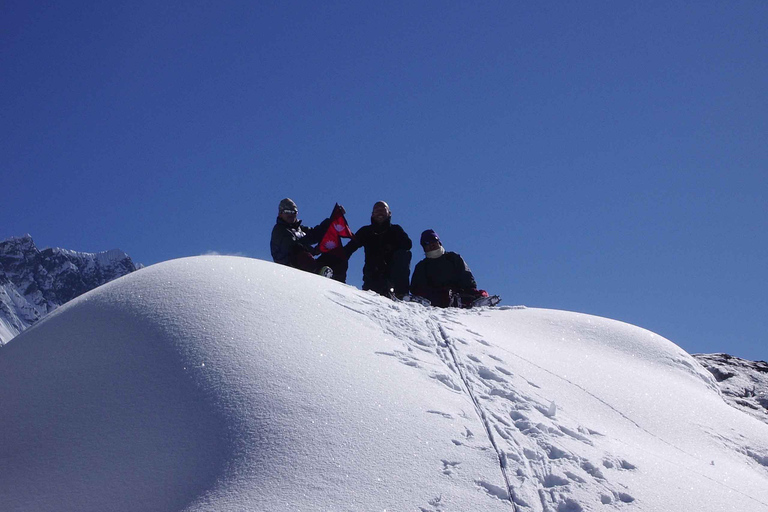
[[271, 216, 330, 267], [410, 251, 477, 306], [345, 218, 412, 294]]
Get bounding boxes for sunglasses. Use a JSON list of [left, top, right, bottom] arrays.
[[280, 209, 298, 215]]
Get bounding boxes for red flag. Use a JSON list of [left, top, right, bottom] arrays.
[[319, 203, 354, 253]]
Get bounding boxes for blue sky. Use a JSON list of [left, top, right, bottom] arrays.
[[3, 1, 766, 360]]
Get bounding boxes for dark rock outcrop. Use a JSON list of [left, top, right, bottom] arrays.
[[694, 352, 768, 425]]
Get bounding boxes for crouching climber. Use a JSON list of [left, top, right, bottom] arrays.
[[410, 229, 499, 308], [270, 198, 348, 282]]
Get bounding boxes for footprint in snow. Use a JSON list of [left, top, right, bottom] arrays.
[[557, 425, 594, 446], [581, 460, 605, 480], [601, 491, 635, 504], [489, 388, 524, 404], [491, 412, 512, 427], [543, 473, 571, 488], [564, 471, 587, 484], [544, 443, 573, 460], [427, 410, 454, 419], [509, 409, 527, 421], [420, 495, 446, 511], [475, 480, 510, 501], [430, 372, 463, 392], [477, 366, 507, 383], [553, 497, 584, 512], [375, 350, 422, 369], [441, 460, 461, 475], [602, 457, 637, 471]]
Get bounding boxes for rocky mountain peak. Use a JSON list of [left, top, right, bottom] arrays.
[[0, 235, 140, 344]]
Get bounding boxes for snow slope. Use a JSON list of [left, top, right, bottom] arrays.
[[1, 256, 767, 512]]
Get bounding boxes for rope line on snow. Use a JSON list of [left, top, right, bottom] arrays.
[[433, 320, 518, 511]]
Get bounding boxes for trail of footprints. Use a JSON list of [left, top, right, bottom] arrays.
[[438, 318, 636, 512], [434, 319, 639, 511], [329, 292, 638, 511]]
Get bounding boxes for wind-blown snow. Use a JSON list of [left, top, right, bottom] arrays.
[[1, 256, 767, 512]]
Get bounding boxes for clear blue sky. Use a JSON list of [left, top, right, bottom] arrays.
[[3, 1, 766, 360]]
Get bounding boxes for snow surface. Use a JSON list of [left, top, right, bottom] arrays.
[[0, 314, 15, 343], [1, 256, 767, 512]]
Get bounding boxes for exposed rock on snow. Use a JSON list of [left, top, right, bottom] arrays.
[[0, 234, 139, 344], [694, 353, 768, 425]]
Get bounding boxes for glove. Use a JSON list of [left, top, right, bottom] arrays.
[[337, 204, 346, 215]]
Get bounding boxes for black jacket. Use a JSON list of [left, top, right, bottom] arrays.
[[345, 218, 412, 291], [270, 216, 330, 267], [410, 251, 477, 304]]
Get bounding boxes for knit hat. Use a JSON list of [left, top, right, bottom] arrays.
[[420, 229, 441, 246], [278, 198, 298, 214]]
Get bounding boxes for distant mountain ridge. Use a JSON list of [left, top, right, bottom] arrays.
[[0, 234, 139, 344]]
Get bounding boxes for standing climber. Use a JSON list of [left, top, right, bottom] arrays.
[[345, 201, 412, 298]]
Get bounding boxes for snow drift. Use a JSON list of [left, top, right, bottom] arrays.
[[1, 256, 767, 512]]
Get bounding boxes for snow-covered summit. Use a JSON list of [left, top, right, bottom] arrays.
[[1, 256, 767, 511], [0, 234, 139, 344]]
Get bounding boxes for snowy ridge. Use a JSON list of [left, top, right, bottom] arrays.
[[0, 235, 139, 344], [47, 246, 133, 269], [1, 256, 768, 512]]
